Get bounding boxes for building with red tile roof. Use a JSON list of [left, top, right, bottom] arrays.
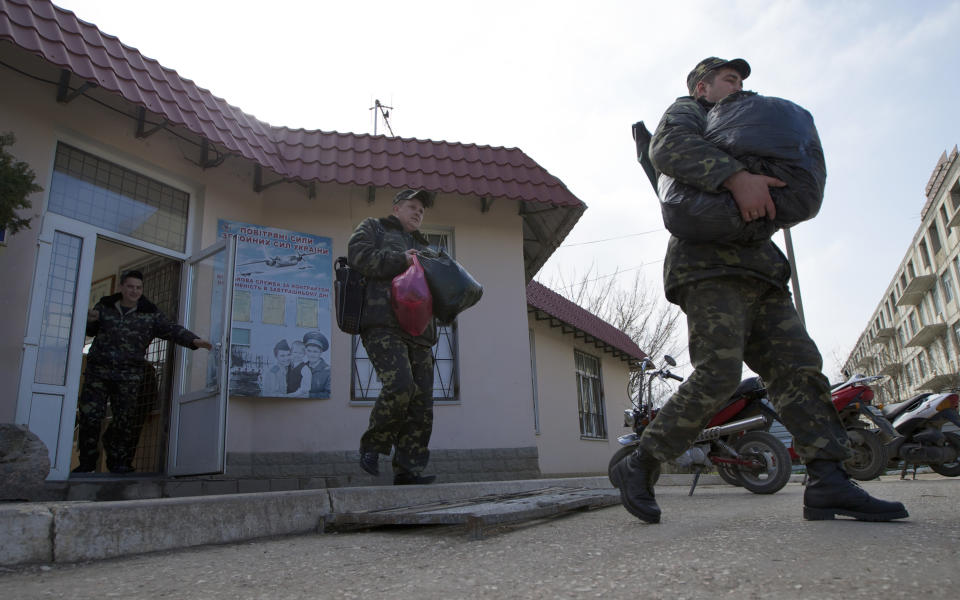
[[0, 0, 644, 486]]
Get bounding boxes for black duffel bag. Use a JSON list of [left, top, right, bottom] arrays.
[[417, 248, 483, 325], [658, 91, 826, 242]]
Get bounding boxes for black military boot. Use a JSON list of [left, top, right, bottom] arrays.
[[803, 459, 908, 521], [609, 447, 661, 523], [359, 450, 380, 476]]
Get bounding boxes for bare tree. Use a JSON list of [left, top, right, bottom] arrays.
[[548, 265, 683, 403]]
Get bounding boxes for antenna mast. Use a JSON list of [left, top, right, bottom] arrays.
[[369, 99, 394, 136]]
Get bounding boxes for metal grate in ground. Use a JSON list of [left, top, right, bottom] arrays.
[[324, 486, 620, 539]]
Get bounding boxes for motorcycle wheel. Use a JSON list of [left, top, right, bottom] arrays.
[[843, 429, 887, 481], [608, 443, 661, 487], [731, 431, 792, 494], [929, 431, 960, 477], [716, 462, 744, 487], [715, 436, 744, 487]]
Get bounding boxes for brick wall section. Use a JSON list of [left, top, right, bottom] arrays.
[[49, 447, 542, 501], [222, 447, 541, 486]]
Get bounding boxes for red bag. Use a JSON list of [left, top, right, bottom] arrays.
[[391, 255, 433, 336]]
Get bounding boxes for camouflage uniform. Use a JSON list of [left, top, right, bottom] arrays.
[[641, 93, 852, 464], [348, 215, 438, 476], [77, 293, 201, 472]]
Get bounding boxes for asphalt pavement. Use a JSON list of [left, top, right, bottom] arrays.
[[1, 475, 957, 599]]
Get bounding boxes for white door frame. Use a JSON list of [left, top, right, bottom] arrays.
[[166, 236, 236, 476], [17, 214, 99, 480]]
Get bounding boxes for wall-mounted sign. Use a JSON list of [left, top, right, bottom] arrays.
[[217, 220, 332, 399]]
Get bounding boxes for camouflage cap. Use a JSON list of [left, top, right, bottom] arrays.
[[393, 189, 434, 208], [686, 57, 750, 95]]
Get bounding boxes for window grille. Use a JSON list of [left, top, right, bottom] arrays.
[[35, 232, 83, 386], [49, 143, 189, 252], [352, 229, 459, 401], [575, 350, 606, 439]]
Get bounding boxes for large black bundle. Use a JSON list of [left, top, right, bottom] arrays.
[[659, 91, 826, 242], [417, 248, 483, 325]]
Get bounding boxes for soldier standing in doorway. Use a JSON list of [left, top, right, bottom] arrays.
[[74, 270, 212, 474]]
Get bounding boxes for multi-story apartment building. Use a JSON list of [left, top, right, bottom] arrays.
[[844, 146, 960, 406]]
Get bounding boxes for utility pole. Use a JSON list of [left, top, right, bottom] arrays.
[[369, 99, 394, 136], [783, 227, 806, 326]]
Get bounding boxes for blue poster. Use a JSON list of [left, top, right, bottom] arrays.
[[217, 220, 332, 399]]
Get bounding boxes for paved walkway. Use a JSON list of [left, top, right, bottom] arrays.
[[0, 474, 742, 566]]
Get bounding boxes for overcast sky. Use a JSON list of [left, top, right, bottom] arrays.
[[51, 0, 960, 378]]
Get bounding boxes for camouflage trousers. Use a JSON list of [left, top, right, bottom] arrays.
[[76, 368, 148, 471], [359, 328, 435, 475], [640, 276, 852, 464]]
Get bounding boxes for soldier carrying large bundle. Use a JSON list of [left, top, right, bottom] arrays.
[[612, 57, 908, 524]]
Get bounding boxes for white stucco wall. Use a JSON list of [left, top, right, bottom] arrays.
[[0, 56, 537, 460], [529, 318, 634, 475]]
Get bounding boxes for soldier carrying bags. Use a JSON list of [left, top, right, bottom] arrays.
[[348, 189, 439, 485]]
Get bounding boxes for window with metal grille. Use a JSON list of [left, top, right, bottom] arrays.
[[48, 143, 189, 252], [575, 350, 606, 439], [36, 232, 83, 386], [352, 229, 459, 402]]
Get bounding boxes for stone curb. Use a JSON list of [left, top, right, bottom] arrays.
[[0, 474, 770, 566]]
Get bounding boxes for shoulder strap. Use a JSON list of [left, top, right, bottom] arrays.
[[375, 220, 385, 249]]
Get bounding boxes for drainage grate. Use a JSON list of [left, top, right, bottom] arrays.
[[325, 486, 620, 539]]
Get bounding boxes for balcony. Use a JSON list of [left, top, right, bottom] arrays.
[[878, 360, 903, 377], [872, 327, 896, 345], [905, 322, 947, 348], [854, 354, 874, 371], [897, 274, 936, 306], [918, 371, 960, 391]]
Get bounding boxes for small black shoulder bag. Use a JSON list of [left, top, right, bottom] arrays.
[[334, 223, 383, 335]]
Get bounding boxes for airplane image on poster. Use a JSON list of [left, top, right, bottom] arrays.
[[236, 252, 314, 277]]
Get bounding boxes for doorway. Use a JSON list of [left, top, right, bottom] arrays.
[[71, 237, 182, 476]]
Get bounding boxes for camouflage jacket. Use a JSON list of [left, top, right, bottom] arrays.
[[650, 95, 791, 304], [347, 216, 438, 346], [85, 293, 201, 376]]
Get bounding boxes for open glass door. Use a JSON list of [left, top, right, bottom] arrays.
[[167, 236, 236, 475]]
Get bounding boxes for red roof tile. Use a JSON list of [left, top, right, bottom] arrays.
[[526, 280, 646, 363], [0, 0, 585, 211]]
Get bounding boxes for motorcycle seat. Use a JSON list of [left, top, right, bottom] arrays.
[[731, 376, 765, 400], [882, 393, 930, 420]]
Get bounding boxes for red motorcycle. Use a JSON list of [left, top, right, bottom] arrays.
[[608, 357, 792, 496], [829, 374, 894, 480]]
